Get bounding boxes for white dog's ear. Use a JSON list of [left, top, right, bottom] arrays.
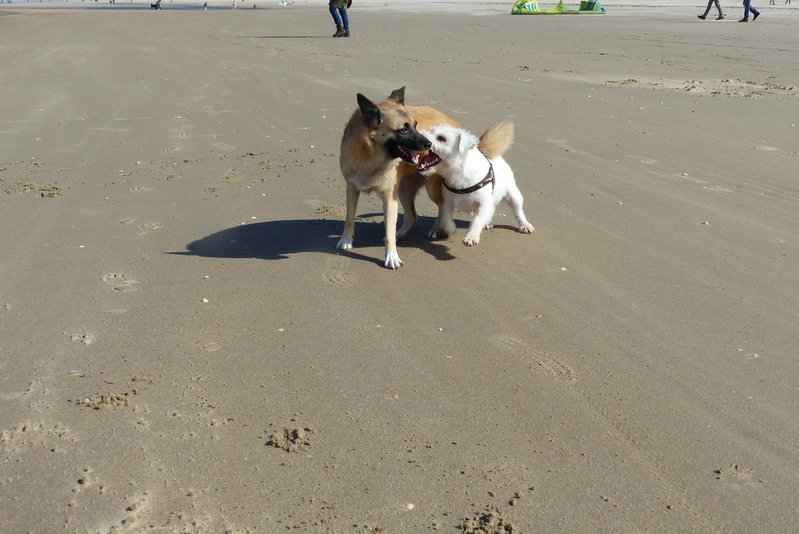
[[450, 132, 461, 150], [459, 131, 478, 152]]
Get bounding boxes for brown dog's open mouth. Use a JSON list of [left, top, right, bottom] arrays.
[[417, 152, 441, 171], [396, 145, 422, 165]]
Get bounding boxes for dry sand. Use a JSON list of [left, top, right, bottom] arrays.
[[2, 2, 798, 533]]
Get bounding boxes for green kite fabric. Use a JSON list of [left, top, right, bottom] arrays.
[[578, 0, 606, 13], [511, 0, 606, 14], [511, 0, 541, 13], [552, 1, 580, 13]]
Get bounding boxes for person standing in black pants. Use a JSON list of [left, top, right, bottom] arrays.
[[698, 0, 725, 19]]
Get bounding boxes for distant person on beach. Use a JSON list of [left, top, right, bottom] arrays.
[[697, 0, 725, 19], [740, 0, 760, 21], [329, 0, 350, 38]]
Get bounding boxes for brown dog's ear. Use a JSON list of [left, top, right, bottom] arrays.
[[387, 86, 406, 105], [357, 93, 383, 129]]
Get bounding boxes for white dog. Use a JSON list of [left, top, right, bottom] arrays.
[[419, 121, 534, 246]]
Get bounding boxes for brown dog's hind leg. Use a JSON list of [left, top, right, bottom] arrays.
[[337, 182, 360, 250]]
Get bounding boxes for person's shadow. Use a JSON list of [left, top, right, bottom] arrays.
[[172, 216, 456, 266]]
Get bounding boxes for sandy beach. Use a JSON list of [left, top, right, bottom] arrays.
[[2, 1, 798, 532]]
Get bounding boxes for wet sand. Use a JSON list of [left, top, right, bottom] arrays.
[[1, 3, 798, 532]]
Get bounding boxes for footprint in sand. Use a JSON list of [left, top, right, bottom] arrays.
[[105, 494, 150, 532], [113, 280, 139, 293], [137, 222, 163, 235], [322, 256, 358, 288], [702, 185, 733, 192], [546, 137, 584, 155], [488, 334, 579, 384], [529, 350, 579, 384], [68, 332, 96, 345], [168, 122, 194, 139], [305, 197, 345, 219], [488, 333, 531, 355], [102, 273, 140, 293], [755, 145, 778, 152], [73, 467, 95, 491], [0, 421, 77, 453], [626, 155, 658, 165], [322, 270, 357, 288], [0, 379, 39, 404], [714, 464, 764, 490], [211, 142, 238, 152]]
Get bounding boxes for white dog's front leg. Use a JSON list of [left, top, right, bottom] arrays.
[[337, 182, 360, 250]]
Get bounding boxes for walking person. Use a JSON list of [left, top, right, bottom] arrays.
[[329, 0, 350, 37], [740, 0, 760, 21], [698, 0, 725, 19]]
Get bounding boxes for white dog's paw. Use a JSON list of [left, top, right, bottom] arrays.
[[462, 235, 480, 247], [428, 228, 443, 239], [519, 224, 535, 234], [336, 236, 353, 250], [384, 251, 404, 269]]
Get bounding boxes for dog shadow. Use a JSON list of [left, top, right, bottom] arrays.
[[241, 35, 331, 40], [171, 217, 457, 265]]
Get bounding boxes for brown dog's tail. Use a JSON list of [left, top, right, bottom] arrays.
[[478, 120, 514, 160]]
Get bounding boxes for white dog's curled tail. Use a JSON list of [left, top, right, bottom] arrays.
[[478, 120, 514, 160]]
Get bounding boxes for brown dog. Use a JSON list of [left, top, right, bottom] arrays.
[[336, 87, 458, 269]]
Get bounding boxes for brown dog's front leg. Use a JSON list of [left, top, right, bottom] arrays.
[[381, 192, 403, 269]]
